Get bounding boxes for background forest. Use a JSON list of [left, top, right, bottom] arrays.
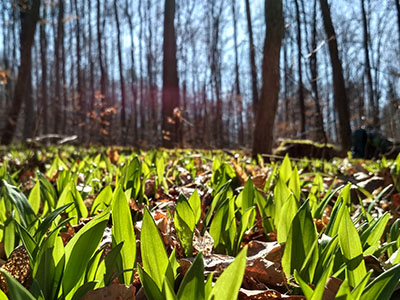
[[0, 0, 399, 151]]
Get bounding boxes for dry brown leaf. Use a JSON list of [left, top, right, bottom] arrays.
[[323, 277, 342, 300], [239, 288, 305, 299], [193, 229, 214, 256], [232, 159, 249, 185], [81, 284, 135, 300]]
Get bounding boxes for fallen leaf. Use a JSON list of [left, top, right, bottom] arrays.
[[82, 284, 135, 300]]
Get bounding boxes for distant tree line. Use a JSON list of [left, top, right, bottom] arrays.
[[0, 0, 399, 154]]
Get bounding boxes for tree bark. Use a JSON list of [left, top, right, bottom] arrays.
[[245, 0, 259, 114], [125, 0, 138, 143], [97, 0, 107, 140], [308, 0, 327, 144], [162, 0, 180, 148], [395, 0, 400, 52], [294, 0, 306, 137], [231, 0, 244, 146], [114, 1, 127, 132], [319, 0, 352, 151], [1, 0, 41, 144], [40, 3, 48, 134], [361, 0, 378, 127], [252, 0, 284, 156]]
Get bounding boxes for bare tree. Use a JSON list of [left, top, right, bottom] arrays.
[[294, 0, 306, 137], [252, 0, 284, 156], [361, 0, 378, 127], [162, 0, 180, 147], [231, 0, 244, 146], [1, 0, 41, 144], [245, 0, 259, 113], [319, 0, 352, 151]]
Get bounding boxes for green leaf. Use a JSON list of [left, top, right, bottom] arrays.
[[141, 206, 173, 290], [2, 180, 36, 227], [362, 263, 400, 300], [138, 265, 164, 300], [294, 270, 313, 299], [103, 242, 124, 285], [169, 248, 180, 281], [112, 186, 136, 284], [70, 281, 97, 300], [4, 216, 15, 258], [90, 185, 113, 215], [288, 166, 300, 201], [311, 255, 334, 300], [62, 208, 110, 297], [282, 201, 317, 277], [338, 208, 366, 287], [236, 179, 254, 213], [38, 172, 57, 209], [15, 221, 37, 261], [335, 277, 353, 300], [0, 288, 7, 300], [163, 276, 178, 300], [188, 189, 201, 225], [208, 246, 247, 300], [177, 252, 205, 300], [235, 207, 255, 255], [204, 274, 213, 300], [360, 213, 390, 255], [351, 271, 372, 300], [279, 154, 292, 183], [35, 203, 73, 242], [0, 269, 36, 300], [273, 177, 291, 227], [28, 180, 41, 215], [277, 194, 298, 243], [175, 195, 195, 257]]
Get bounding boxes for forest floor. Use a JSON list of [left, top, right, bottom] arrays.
[[0, 145, 400, 299]]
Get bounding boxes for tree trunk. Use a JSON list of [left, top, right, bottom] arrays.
[[294, 0, 306, 137], [245, 0, 259, 114], [114, 1, 127, 133], [395, 0, 400, 52], [97, 0, 107, 140], [74, 0, 84, 136], [252, 0, 284, 156], [231, 0, 244, 146], [361, 0, 378, 127], [162, 0, 180, 148], [308, 0, 327, 144], [1, 0, 41, 144], [319, 0, 352, 151], [40, 3, 48, 134], [125, 0, 138, 143]]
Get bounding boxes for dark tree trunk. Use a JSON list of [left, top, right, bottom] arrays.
[[162, 0, 180, 148], [1, 0, 41, 144], [294, 0, 306, 137], [252, 0, 284, 156], [74, 0, 84, 135], [245, 0, 259, 114], [395, 0, 400, 52], [139, 0, 145, 141], [97, 0, 107, 140], [40, 3, 48, 134], [319, 0, 352, 151], [361, 0, 378, 127], [54, 0, 64, 136], [114, 1, 127, 133], [125, 0, 138, 143], [231, 0, 244, 146], [308, 0, 327, 144]]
